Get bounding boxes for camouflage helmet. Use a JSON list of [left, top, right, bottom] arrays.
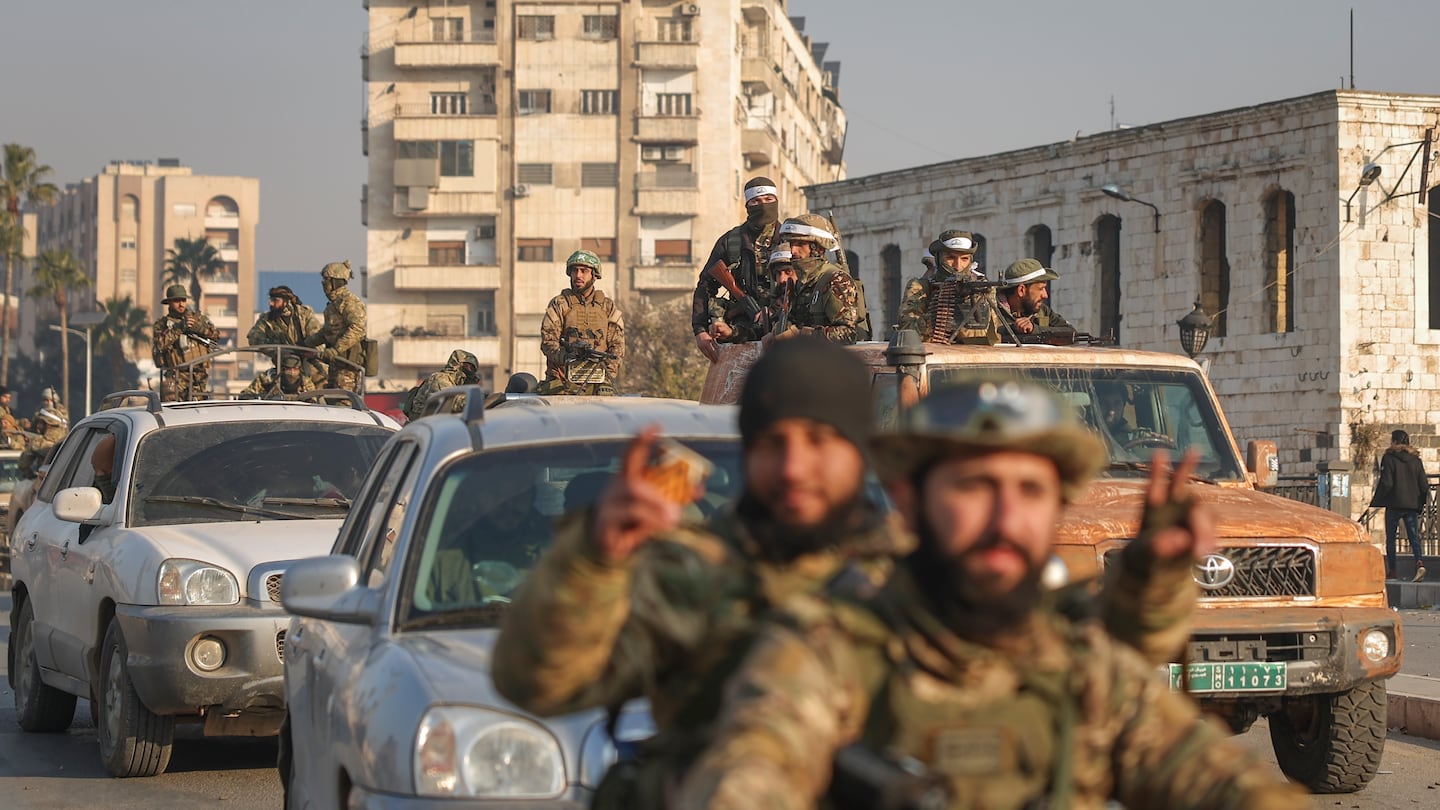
[[778, 213, 837, 251], [871, 378, 1106, 503], [320, 260, 353, 281], [565, 249, 602, 279], [280, 354, 304, 370], [767, 241, 795, 267]]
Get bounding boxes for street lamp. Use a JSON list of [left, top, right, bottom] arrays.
[[1101, 183, 1161, 232], [1177, 299, 1213, 359], [49, 310, 105, 417]]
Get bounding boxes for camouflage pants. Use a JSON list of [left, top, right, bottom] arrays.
[[160, 367, 211, 402], [328, 366, 361, 393]]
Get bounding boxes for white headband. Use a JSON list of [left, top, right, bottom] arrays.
[[941, 236, 975, 251], [744, 185, 779, 202], [768, 248, 793, 263], [1005, 266, 1051, 285], [779, 222, 836, 242]]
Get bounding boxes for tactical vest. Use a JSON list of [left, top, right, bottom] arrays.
[[796, 266, 871, 342], [723, 222, 777, 301], [923, 278, 999, 345]]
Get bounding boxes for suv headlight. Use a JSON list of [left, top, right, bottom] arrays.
[[414, 707, 565, 798], [158, 559, 239, 605]]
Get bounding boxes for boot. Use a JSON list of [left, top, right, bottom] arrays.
[[1414, 564, 1428, 583]]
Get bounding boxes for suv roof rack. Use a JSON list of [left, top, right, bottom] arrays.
[[294, 389, 390, 426], [420, 385, 489, 449], [100, 390, 165, 421]]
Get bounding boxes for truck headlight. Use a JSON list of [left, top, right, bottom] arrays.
[[158, 559, 239, 605], [1361, 629, 1391, 662], [414, 707, 565, 798]]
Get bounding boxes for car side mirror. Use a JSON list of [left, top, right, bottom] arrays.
[[281, 555, 380, 625], [53, 487, 104, 523], [1247, 440, 1279, 489]]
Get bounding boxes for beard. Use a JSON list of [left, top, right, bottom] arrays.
[[735, 489, 864, 563], [906, 512, 1045, 640]]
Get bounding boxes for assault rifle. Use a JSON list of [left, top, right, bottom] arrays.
[[704, 259, 767, 330], [164, 315, 218, 349], [561, 328, 618, 364], [829, 744, 950, 810]]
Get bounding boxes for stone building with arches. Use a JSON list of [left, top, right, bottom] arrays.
[[807, 89, 1440, 513], [28, 159, 261, 388]]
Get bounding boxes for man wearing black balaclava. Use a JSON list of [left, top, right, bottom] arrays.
[[691, 176, 784, 362]]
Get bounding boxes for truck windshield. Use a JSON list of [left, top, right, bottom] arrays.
[[927, 365, 1246, 482], [399, 438, 742, 631], [129, 422, 394, 526]]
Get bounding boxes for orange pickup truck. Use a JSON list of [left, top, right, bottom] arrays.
[[703, 336, 1400, 794]]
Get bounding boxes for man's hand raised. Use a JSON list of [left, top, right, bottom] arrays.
[[590, 427, 684, 565], [1137, 449, 1215, 562]]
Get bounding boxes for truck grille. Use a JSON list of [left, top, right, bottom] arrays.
[[1105, 545, 1316, 598], [266, 573, 284, 602], [1186, 631, 1333, 663], [276, 629, 287, 663]]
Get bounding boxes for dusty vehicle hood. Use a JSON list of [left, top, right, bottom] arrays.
[[1064, 479, 1365, 544], [120, 519, 343, 581]]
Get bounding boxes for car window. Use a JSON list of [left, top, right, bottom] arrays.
[[61, 428, 113, 491], [128, 422, 392, 527], [335, 441, 406, 557], [926, 364, 1245, 481], [359, 443, 422, 590], [0, 454, 22, 494], [398, 437, 742, 630], [37, 429, 94, 502]]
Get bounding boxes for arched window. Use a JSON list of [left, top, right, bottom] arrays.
[[1429, 186, 1440, 329], [1264, 190, 1296, 333], [120, 194, 139, 221], [1095, 215, 1122, 343], [1199, 200, 1230, 337], [206, 196, 239, 218], [881, 244, 902, 330], [1024, 224, 1054, 267]]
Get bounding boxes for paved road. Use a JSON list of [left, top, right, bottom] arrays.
[[0, 595, 1436, 808]]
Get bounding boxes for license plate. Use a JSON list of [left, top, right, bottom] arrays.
[[1167, 662, 1287, 693]]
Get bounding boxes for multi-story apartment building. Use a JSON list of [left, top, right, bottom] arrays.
[[363, 0, 845, 388], [30, 159, 260, 386]]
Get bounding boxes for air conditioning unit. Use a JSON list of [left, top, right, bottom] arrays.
[[475, 224, 496, 239], [513, 183, 531, 198], [680, 3, 700, 16], [640, 145, 664, 161], [662, 146, 685, 160]]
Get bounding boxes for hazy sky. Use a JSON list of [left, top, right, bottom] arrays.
[[2, 0, 1434, 274]]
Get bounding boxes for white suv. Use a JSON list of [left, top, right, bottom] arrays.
[[8, 390, 397, 777]]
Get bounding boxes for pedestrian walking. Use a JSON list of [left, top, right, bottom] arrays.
[[1370, 429, 1429, 581]]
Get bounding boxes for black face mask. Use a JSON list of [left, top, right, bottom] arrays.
[[745, 200, 779, 232], [735, 489, 864, 563], [906, 503, 1045, 640]]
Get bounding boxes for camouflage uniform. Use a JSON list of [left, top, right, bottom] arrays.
[[677, 565, 1307, 810], [18, 407, 68, 479], [0, 401, 24, 450], [402, 349, 478, 421], [692, 221, 780, 343], [306, 268, 367, 393], [996, 299, 1075, 341], [153, 308, 220, 402], [788, 260, 865, 344], [248, 290, 324, 382], [539, 289, 624, 392], [239, 367, 315, 400]]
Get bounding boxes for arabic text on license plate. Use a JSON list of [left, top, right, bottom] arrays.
[[1167, 662, 1287, 693]]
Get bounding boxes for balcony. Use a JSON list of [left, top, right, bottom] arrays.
[[206, 280, 239, 296], [394, 262, 501, 291], [392, 335, 501, 367], [394, 32, 500, 68], [634, 171, 699, 215], [633, 264, 697, 291], [742, 126, 777, 167], [635, 115, 699, 144], [741, 56, 780, 94], [394, 190, 498, 217], [204, 213, 240, 229], [636, 41, 699, 69], [217, 247, 239, 263], [393, 106, 499, 141]]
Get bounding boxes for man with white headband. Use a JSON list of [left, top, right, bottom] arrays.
[[692, 177, 783, 360], [898, 229, 1001, 343], [997, 258, 1075, 341], [768, 213, 869, 344]]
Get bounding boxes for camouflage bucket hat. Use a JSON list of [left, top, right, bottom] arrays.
[[281, 354, 304, 369], [566, 249, 602, 279], [1000, 258, 1059, 288], [872, 379, 1106, 503], [162, 284, 189, 302]]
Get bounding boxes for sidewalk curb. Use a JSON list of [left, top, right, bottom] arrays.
[[1386, 691, 1440, 740]]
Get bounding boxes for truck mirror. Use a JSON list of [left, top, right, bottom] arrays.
[[1247, 440, 1279, 488]]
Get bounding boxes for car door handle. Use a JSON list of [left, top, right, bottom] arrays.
[[60, 540, 70, 560], [25, 533, 37, 550], [85, 563, 97, 585]]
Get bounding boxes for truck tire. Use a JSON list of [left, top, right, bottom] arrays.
[[13, 599, 78, 732], [97, 618, 175, 777], [1268, 680, 1386, 793]]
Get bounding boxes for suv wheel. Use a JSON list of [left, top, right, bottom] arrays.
[[13, 599, 78, 732], [97, 618, 175, 777], [1268, 681, 1386, 793]]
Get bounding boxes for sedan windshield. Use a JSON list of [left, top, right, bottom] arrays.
[[130, 422, 393, 526], [924, 364, 1246, 482], [400, 438, 741, 630]]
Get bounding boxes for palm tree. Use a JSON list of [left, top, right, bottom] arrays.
[[94, 295, 152, 398], [29, 248, 92, 414], [0, 144, 59, 385], [163, 236, 225, 313]]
